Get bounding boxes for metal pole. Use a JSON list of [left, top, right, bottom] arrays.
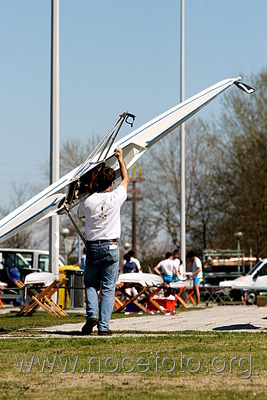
[[49, 0, 60, 278], [78, 235, 81, 265], [237, 239, 240, 273], [132, 180, 137, 255], [61, 228, 69, 264], [180, 0, 186, 266]]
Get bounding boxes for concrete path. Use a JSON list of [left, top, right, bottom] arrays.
[[37, 305, 267, 336]]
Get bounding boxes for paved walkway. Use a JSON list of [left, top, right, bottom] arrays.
[[37, 305, 267, 336]]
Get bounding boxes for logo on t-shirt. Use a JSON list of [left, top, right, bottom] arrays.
[[94, 202, 109, 228]]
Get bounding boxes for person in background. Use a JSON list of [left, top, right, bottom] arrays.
[[5, 258, 21, 306], [79, 247, 86, 271], [173, 249, 186, 280], [187, 250, 203, 307], [239, 273, 248, 305], [123, 253, 139, 274], [124, 249, 142, 272], [5, 258, 21, 285], [123, 252, 139, 297], [154, 252, 179, 283]]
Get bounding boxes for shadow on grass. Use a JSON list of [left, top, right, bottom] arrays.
[[39, 330, 89, 336], [21, 329, 142, 337]]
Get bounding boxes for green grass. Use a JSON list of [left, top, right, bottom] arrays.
[[0, 311, 85, 335], [0, 311, 266, 399]]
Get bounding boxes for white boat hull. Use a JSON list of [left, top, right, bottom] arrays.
[[0, 76, 253, 242]]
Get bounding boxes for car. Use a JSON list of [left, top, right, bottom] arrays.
[[0, 248, 65, 284], [219, 258, 267, 304]]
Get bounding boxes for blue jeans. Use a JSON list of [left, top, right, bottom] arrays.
[[84, 241, 119, 331]]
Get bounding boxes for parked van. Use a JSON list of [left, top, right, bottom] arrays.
[[219, 258, 267, 304], [0, 248, 65, 284]]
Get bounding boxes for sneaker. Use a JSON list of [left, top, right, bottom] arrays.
[[97, 329, 113, 336], [81, 318, 98, 335]]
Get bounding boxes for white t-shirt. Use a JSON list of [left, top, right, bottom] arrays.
[[192, 257, 203, 279], [131, 257, 142, 271], [159, 259, 176, 276], [77, 186, 127, 241], [173, 258, 185, 280]]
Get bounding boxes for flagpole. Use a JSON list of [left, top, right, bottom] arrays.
[[49, 0, 60, 277], [180, 0, 186, 265]]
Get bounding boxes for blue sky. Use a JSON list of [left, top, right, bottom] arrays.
[[0, 0, 266, 210]]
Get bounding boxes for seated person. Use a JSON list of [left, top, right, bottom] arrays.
[[5, 258, 21, 286], [154, 252, 179, 283], [3, 258, 21, 306]]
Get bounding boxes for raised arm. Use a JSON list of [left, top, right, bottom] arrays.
[[114, 147, 129, 190]]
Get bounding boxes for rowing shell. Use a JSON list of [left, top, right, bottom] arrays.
[[0, 77, 254, 243]]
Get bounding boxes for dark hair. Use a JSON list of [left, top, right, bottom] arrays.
[[187, 250, 196, 258], [173, 249, 183, 265], [96, 166, 116, 192], [124, 253, 131, 263], [165, 252, 172, 259], [128, 250, 134, 257]]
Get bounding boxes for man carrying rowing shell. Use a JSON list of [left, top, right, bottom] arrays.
[[78, 147, 129, 336]]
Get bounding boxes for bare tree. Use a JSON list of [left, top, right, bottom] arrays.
[[141, 118, 219, 251], [0, 182, 46, 248], [60, 136, 100, 175], [210, 69, 267, 258]]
